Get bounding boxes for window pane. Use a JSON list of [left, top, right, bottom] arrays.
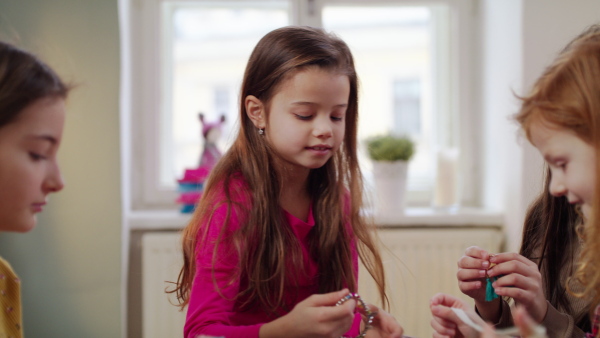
[[323, 5, 450, 202], [162, 1, 289, 188]]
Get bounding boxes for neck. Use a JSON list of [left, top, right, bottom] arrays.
[[276, 163, 311, 221]]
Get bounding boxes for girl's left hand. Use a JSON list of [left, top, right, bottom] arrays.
[[365, 304, 404, 338], [487, 253, 547, 323]]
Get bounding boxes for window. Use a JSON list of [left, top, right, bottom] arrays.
[[127, 0, 476, 209]]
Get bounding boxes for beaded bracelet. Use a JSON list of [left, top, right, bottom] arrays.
[[336, 293, 377, 338]]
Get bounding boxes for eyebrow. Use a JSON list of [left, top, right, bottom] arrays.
[[543, 154, 566, 163], [291, 101, 348, 108], [27, 134, 58, 145]]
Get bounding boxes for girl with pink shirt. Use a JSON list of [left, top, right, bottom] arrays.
[[171, 26, 403, 338]]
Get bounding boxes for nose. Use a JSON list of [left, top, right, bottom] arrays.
[[548, 174, 566, 197], [313, 116, 333, 139], [43, 161, 65, 194]]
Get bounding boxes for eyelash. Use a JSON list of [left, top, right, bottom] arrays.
[[294, 114, 311, 121], [293, 114, 344, 122], [29, 152, 47, 161], [552, 161, 567, 170]]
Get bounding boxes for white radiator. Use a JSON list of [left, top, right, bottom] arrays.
[[358, 227, 503, 338], [141, 227, 502, 338], [142, 232, 186, 338]]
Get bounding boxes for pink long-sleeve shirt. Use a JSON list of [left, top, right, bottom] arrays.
[[184, 178, 361, 338]]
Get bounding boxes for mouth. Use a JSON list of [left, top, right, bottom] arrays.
[[31, 202, 47, 213], [306, 145, 332, 151]]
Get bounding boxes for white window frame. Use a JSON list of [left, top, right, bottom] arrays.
[[125, 0, 478, 211]]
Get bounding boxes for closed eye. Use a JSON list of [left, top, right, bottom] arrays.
[[331, 116, 343, 122], [294, 114, 312, 121], [549, 160, 567, 170], [29, 152, 47, 161]]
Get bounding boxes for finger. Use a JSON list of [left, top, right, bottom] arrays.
[[458, 255, 491, 270], [481, 321, 496, 338], [494, 285, 535, 305], [465, 246, 490, 259], [309, 288, 350, 307], [490, 252, 537, 268], [431, 304, 464, 325], [320, 297, 356, 322], [493, 273, 537, 292], [513, 306, 544, 338], [430, 293, 470, 309], [488, 260, 539, 278], [458, 280, 484, 293], [430, 315, 457, 336], [457, 268, 487, 282]]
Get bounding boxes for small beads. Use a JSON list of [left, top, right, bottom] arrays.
[[336, 293, 377, 338]]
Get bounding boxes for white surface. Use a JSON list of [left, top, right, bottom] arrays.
[[129, 207, 504, 230]]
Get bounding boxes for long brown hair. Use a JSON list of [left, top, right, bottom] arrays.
[[171, 26, 388, 314], [0, 41, 69, 128], [520, 168, 589, 329], [515, 24, 600, 325]]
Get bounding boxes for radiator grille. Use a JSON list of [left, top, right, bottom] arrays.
[[141, 227, 502, 337]]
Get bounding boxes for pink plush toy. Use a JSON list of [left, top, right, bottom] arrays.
[[176, 113, 226, 213], [198, 113, 226, 171]]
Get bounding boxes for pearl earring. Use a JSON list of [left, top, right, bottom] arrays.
[[258, 128, 264, 135]]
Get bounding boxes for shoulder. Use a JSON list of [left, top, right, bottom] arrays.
[[200, 173, 252, 228], [207, 172, 252, 207]]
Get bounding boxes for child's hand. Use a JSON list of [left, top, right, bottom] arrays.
[[260, 289, 356, 338], [364, 304, 404, 338], [478, 306, 547, 338], [430, 293, 483, 338], [487, 253, 547, 323], [456, 246, 491, 303]]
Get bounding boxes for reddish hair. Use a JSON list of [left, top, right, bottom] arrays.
[[515, 25, 600, 323]]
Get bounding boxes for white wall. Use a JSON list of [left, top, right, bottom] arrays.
[[0, 1, 122, 336], [481, 0, 600, 251], [480, 0, 524, 252]]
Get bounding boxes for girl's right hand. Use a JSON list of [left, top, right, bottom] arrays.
[[260, 289, 357, 338], [486, 253, 546, 323], [456, 246, 491, 303]]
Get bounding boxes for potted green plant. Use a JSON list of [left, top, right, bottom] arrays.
[[366, 135, 415, 162], [365, 134, 415, 215]]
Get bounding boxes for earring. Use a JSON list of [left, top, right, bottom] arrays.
[[258, 128, 264, 135]]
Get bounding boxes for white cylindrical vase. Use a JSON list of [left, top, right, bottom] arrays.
[[372, 160, 408, 216], [433, 148, 460, 210]]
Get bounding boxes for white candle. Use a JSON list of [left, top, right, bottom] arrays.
[[433, 148, 459, 208]]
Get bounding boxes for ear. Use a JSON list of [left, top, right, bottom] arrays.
[[245, 95, 265, 129]]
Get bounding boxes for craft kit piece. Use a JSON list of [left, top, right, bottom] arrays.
[[485, 261, 500, 301], [336, 293, 377, 338]]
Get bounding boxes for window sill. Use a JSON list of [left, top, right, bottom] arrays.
[[371, 207, 503, 228], [127, 207, 503, 231]]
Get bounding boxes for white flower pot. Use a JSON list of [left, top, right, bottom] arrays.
[[372, 160, 408, 216]]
